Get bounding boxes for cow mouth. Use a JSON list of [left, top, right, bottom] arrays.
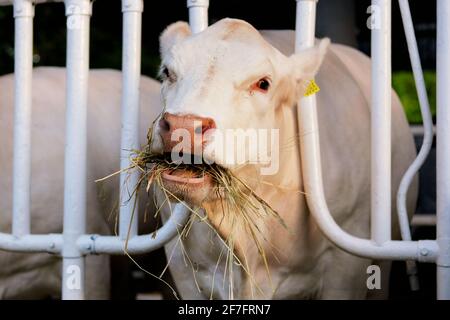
[[154, 153, 219, 203], [161, 167, 212, 186]]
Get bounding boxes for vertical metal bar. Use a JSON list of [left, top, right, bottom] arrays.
[[371, 0, 391, 244], [295, 0, 317, 51], [119, 0, 143, 240], [187, 0, 208, 34], [436, 0, 450, 300], [295, 0, 320, 181], [12, 0, 34, 237], [62, 0, 92, 300]]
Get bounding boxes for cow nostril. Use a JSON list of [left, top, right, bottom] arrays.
[[199, 119, 216, 135], [159, 118, 170, 132], [194, 125, 203, 135]]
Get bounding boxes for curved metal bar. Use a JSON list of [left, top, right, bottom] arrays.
[[396, 0, 434, 291], [77, 203, 191, 255], [62, 0, 93, 300], [298, 98, 438, 262], [296, 0, 438, 263], [0, 204, 191, 256]]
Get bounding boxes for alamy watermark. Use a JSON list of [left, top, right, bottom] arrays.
[[367, 264, 381, 290], [367, 4, 382, 30], [64, 264, 82, 291], [167, 122, 280, 176]]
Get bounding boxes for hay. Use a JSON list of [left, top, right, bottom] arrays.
[[99, 126, 287, 299]]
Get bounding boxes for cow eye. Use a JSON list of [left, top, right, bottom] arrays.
[[160, 66, 176, 83], [162, 66, 170, 78], [255, 77, 271, 92]]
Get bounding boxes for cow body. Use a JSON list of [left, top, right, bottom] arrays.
[[155, 21, 417, 300]]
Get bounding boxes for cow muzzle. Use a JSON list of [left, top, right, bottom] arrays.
[[158, 112, 216, 156], [155, 112, 218, 203]]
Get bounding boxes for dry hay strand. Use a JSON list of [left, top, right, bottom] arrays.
[[97, 126, 288, 299]]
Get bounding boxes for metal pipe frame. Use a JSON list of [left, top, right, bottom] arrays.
[[0, 0, 448, 300], [296, 0, 439, 265], [436, 0, 450, 300], [77, 204, 191, 255], [118, 0, 143, 240], [0, 0, 63, 256], [12, 0, 34, 237], [0, 2, 195, 252], [62, 0, 92, 300], [371, 0, 392, 245], [397, 0, 434, 291], [0, 0, 199, 300], [187, 0, 208, 34], [396, 0, 433, 244]]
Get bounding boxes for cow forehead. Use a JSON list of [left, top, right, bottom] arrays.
[[192, 18, 269, 47], [167, 19, 278, 76]]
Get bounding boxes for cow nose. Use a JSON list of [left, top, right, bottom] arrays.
[[158, 112, 216, 153]]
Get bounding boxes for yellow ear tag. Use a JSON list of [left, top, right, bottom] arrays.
[[304, 80, 320, 97]]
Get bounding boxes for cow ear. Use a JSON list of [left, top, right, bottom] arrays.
[[289, 38, 330, 82], [160, 21, 191, 57]]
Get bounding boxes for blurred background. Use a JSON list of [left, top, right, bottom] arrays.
[[0, 0, 438, 299]]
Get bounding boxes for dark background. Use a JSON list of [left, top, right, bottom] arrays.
[[0, 0, 437, 77], [0, 0, 439, 300]]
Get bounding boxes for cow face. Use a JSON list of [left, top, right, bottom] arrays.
[[149, 18, 329, 206]]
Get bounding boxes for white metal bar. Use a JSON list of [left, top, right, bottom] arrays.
[[371, 0, 391, 244], [0, 233, 62, 253], [119, 0, 143, 240], [436, 0, 450, 300], [78, 203, 191, 255], [187, 0, 208, 34], [12, 0, 34, 237], [295, 0, 316, 49], [62, 0, 92, 300]]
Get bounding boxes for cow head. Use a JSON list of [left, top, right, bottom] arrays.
[[150, 18, 329, 206]]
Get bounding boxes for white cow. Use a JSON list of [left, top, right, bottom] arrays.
[[0, 18, 416, 300], [150, 19, 417, 299]]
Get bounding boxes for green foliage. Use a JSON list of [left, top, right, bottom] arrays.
[[392, 71, 436, 124]]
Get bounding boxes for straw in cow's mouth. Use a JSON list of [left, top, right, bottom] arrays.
[[129, 143, 288, 298], [98, 130, 287, 299]]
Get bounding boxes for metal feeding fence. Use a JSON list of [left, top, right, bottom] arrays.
[[0, 0, 449, 300]]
